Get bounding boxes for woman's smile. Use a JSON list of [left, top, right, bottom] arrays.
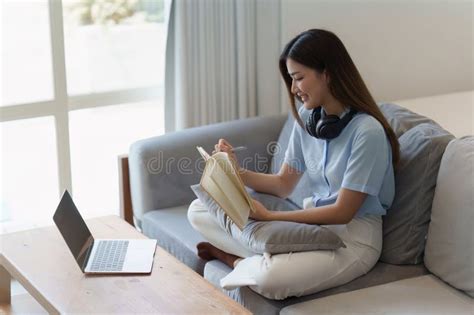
[[298, 93, 309, 102]]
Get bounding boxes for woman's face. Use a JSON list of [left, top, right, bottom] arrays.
[[286, 58, 329, 110]]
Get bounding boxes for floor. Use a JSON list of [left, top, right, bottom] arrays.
[[1, 280, 47, 314]]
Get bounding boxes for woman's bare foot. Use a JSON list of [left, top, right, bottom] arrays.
[[196, 242, 215, 260], [197, 242, 240, 268]]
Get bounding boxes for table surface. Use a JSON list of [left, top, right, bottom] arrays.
[[0, 215, 250, 314]]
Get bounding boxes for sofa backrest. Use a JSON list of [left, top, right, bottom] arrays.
[[129, 115, 286, 228], [424, 136, 474, 297]]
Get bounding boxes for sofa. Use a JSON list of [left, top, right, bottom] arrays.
[[122, 91, 473, 314]]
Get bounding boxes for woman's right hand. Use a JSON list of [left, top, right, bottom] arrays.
[[213, 138, 241, 171]]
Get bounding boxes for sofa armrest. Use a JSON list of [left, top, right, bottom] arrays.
[[118, 154, 134, 227], [128, 114, 287, 228]]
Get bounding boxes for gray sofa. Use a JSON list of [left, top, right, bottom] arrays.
[[127, 102, 473, 314]]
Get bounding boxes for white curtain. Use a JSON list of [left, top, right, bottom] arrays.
[[164, 0, 281, 132]]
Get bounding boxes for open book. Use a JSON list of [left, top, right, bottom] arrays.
[[196, 146, 255, 230]]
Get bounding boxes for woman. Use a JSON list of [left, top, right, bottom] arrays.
[[188, 29, 399, 300]]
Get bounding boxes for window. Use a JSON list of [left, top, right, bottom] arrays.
[[2, 0, 54, 106], [1, 117, 59, 229], [1, 0, 167, 232], [62, 0, 165, 95]]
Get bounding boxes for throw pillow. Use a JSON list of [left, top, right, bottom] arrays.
[[380, 123, 454, 264], [424, 137, 474, 297], [190, 184, 346, 254], [239, 219, 346, 254], [378, 102, 437, 138]]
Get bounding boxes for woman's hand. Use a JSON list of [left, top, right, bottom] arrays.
[[213, 138, 240, 170], [249, 199, 273, 221]]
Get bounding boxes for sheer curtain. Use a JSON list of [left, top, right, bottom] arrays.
[[164, 0, 281, 132]]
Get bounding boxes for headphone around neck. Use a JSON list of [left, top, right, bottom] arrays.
[[305, 106, 357, 140]]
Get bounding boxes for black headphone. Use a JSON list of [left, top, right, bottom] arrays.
[[305, 106, 357, 140]]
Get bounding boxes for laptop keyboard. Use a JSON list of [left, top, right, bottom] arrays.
[[90, 240, 129, 272]]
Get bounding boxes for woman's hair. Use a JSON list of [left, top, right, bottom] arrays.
[[279, 29, 400, 168]]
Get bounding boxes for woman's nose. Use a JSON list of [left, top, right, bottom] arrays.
[[291, 80, 298, 94]]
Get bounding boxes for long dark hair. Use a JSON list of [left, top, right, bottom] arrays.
[[279, 29, 400, 168]]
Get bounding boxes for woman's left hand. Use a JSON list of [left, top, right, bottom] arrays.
[[249, 199, 273, 221]]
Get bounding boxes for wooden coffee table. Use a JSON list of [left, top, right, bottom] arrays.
[[0, 215, 250, 314]]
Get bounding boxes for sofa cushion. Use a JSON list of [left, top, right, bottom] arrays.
[[280, 275, 473, 315], [239, 219, 346, 254], [425, 137, 474, 297], [381, 123, 454, 264], [141, 205, 206, 275], [378, 102, 437, 137], [204, 260, 428, 315], [191, 184, 346, 254]]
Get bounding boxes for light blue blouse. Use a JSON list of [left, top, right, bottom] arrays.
[[284, 107, 395, 217]]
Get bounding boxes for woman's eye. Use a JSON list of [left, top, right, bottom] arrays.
[[295, 77, 303, 81]]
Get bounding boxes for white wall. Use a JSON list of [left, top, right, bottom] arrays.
[[280, 0, 474, 104], [394, 91, 473, 137]]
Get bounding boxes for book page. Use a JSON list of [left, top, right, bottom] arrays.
[[210, 160, 248, 210], [209, 159, 250, 226], [213, 152, 255, 213], [196, 146, 211, 160], [200, 186, 247, 230], [213, 153, 242, 190], [201, 158, 251, 230], [201, 172, 242, 227]]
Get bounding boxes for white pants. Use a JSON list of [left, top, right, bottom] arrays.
[[187, 197, 382, 300]]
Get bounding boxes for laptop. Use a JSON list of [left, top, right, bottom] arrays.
[[53, 190, 157, 274]]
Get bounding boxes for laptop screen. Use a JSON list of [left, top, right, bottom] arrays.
[[53, 190, 94, 271]]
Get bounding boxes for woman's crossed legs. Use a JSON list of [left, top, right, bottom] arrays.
[[188, 199, 381, 300]]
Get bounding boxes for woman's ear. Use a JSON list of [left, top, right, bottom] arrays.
[[323, 70, 330, 84]]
